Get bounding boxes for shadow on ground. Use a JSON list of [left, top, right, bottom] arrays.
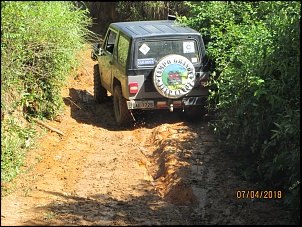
[[22, 183, 190, 226], [63, 87, 212, 131]]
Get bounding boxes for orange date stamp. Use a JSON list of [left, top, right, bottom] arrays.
[[236, 190, 282, 199]]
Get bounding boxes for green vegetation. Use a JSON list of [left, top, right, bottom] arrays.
[[181, 1, 300, 223], [116, 1, 189, 21], [1, 1, 97, 190], [1, 1, 300, 223]]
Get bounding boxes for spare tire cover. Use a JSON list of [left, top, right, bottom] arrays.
[[153, 54, 196, 99]]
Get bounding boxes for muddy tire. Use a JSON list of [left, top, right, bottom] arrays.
[[113, 85, 132, 126], [93, 64, 108, 103], [184, 105, 205, 121]]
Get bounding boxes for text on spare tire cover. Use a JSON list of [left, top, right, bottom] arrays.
[[153, 55, 196, 99]]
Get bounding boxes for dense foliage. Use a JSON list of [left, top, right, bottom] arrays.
[[85, 1, 190, 37], [181, 1, 300, 223], [1, 1, 300, 223], [116, 1, 189, 21], [1, 1, 96, 186]]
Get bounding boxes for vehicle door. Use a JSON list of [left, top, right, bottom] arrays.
[[99, 29, 117, 91]]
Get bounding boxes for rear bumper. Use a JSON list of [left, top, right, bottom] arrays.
[[127, 96, 207, 110], [183, 96, 207, 106]]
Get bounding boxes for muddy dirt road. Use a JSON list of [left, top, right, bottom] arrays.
[[1, 48, 293, 225]]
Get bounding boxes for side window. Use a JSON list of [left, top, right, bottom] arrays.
[[105, 29, 117, 54], [117, 35, 129, 66]]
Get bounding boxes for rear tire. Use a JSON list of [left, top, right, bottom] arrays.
[[184, 105, 205, 121], [113, 85, 132, 126], [93, 64, 108, 103]]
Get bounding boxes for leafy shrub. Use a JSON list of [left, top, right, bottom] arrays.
[[2, 1, 96, 120], [182, 1, 300, 223], [116, 1, 189, 21], [1, 1, 97, 186]]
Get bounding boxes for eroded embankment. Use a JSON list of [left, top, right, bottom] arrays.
[[135, 123, 213, 208]]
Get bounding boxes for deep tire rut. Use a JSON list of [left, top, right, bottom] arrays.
[[1, 48, 294, 226]]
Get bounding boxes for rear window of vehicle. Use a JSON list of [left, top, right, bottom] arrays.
[[136, 39, 200, 67], [117, 35, 129, 66]]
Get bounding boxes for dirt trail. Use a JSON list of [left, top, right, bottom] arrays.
[[1, 48, 293, 225]]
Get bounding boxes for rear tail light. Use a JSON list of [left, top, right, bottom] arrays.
[[129, 82, 138, 94]]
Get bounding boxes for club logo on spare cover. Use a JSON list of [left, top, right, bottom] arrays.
[[153, 54, 195, 99]]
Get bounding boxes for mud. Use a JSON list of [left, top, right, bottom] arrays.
[[1, 48, 293, 226]]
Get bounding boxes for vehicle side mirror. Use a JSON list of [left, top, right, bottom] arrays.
[[99, 48, 104, 56]]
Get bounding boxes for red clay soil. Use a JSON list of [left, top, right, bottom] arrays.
[[1, 48, 294, 226]]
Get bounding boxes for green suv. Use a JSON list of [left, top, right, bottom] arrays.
[[93, 18, 209, 126]]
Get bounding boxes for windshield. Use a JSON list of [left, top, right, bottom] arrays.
[[136, 39, 200, 68]]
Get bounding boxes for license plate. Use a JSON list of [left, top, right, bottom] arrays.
[[127, 100, 154, 109]]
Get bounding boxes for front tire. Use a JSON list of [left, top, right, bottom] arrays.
[[93, 64, 108, 103], [113, 85, 132, 126]]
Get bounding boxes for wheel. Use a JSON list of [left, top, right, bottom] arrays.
[[93, 64, 108, 103], [184, 105, 205, 121], [113, 85, 132, 126]]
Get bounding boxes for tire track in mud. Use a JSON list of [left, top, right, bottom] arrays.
[[0, 92, 188, 226], [1, 67, 197, 226], [1, 48, 294, 226]]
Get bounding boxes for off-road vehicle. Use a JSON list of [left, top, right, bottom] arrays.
[[93, 18, 209, 126]]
